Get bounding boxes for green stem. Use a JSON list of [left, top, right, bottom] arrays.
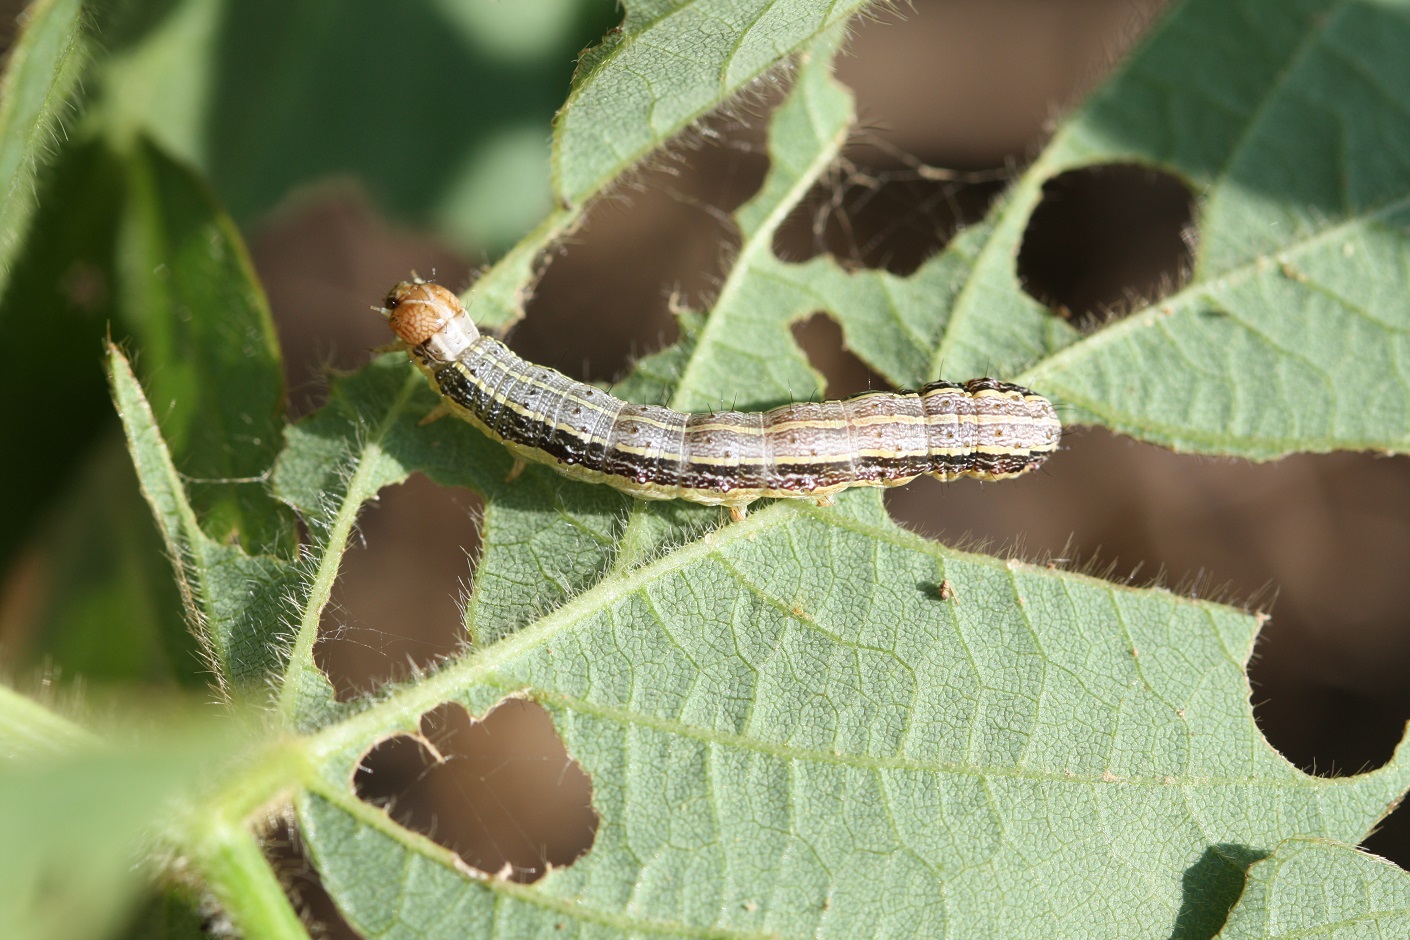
[[188, 817, 310, 940]]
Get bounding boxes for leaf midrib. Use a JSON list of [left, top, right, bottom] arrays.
[[306, 497, 1252, 770], [274, 368, 425, 723], [465, 681, 1326, 790]]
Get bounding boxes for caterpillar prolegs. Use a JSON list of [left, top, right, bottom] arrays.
[[383, 281, 1061, 520]]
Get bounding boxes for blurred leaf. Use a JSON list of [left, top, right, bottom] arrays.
[[0, 138, 125, 571], [94, 0, 619, 251], [117, 890, 211, 940], [0, 683, 93, 759], [0, 0, 91, 298], [0, 701, 230, 940], [114, 137, 291, 554], [15, 436, 200, 688], [1215, 839, 1410, 939], [0, 133, 289, 684]]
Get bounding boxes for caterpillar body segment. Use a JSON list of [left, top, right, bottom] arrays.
[[383, 281, 1060, 518]]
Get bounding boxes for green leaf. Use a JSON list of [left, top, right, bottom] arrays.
[[279, 13, 1410, 936], [108, 344, 301, 702], [0, 132, 288, 681], [93, 0, 617, 252], [0, 697, 232, 940], [0, 133, 195, 684], [554, 0, 871, 206], [1215, 839, 1410, 939], [1018, 0, 1410, 457], [299, 500, 1410, 937], [113, 137, 291, 554], [0, 120, 119, 576], [0, 683, 94, 759], [0, 0, 90, 299]]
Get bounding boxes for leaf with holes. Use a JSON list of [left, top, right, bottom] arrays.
[[742, 0, 1410, 460], [295, 494, 1410, 937], [1019, 0, 1410, 458], [274, 11, 1410, 940], [75, 0, 1410, 937], [466, 0, 874, 330], [659, 0, 1410, 462]]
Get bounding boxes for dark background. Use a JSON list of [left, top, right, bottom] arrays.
[[4, 1, 1408, 934]]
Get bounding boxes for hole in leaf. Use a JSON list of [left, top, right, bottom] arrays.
[[773, 151, 1005, 275], [1363, 782, 1410, 863], [1254, 683, 1409, 779], [1017, 162, 1196, 329], [886, 431, 1410, 868], [518, 105, 773, 384], [263, 813, 359, 939], [316, 475, 481, 699], [354, 699, 598, 882], [790, 312, 889, 400], [838, 0, 1167, 165]]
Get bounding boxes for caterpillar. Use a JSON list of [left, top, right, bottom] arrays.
[[383, 281, 1061, 520]]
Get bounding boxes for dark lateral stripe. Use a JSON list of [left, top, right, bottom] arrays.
[[412, 317, 1060, 512]]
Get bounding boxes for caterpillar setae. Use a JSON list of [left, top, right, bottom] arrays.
[[383, 280, 1061, 520]]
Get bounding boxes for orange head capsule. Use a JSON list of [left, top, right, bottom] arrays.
[[384, 281, 465, 345]]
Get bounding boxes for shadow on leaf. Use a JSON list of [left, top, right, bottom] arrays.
[[1169, 842, 1268, 940]]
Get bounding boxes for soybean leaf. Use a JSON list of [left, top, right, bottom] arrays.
[[93, 0, 618, 251], [109, 345, 300, 703], [298, 492, 1410, 938], [0, 0, 90, 297], [4, 134, 289, 683], [114, 138, 291, 554], [279, 5, 1410, 938], [0, 38, 110, 573], [1018, 0, 1410, 457], [1215, 839, 1410, 939], [712, 0, 1410, 459]]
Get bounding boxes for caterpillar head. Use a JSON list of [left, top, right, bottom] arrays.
[[384, 281, 468, 344]]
